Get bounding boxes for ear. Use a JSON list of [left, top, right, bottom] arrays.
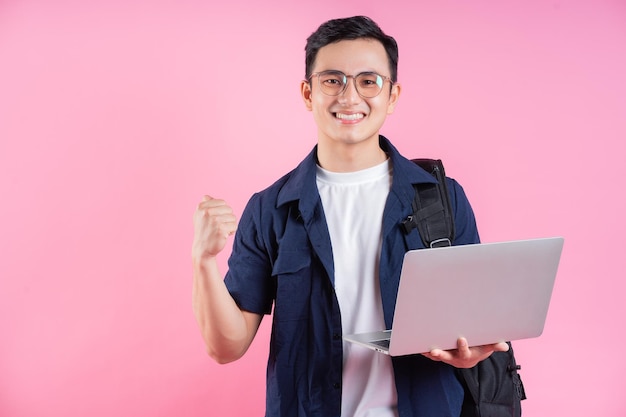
[[386, 82, 401, 115], [301, 80, 313, 111]]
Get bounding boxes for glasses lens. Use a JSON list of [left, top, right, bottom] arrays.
[[315, 71, 388, 97], [318, 71, 345, 96], [355, 72, 384, 98]]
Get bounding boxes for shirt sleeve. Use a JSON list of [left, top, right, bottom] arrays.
[[224, 193, 275, 315]]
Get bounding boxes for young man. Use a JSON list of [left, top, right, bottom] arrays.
[[192, 16, 508, 417]]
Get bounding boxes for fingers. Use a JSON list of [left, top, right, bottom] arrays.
[[422, 338, 508, 368], [197, 196, 235, 220], [197, 195, 228, 211], [493, 341, 510, 352], [473, 341, 510, 354], [424, 338, 470, 362], [197, 199, 237, 234], [456, 337, 471, 358], [192, 196, 238, 258], [422, 350, 444, 362]]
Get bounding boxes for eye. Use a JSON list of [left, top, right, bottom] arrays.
[[323, 78, 342, 86], [319, 72, 344, 86], [357, 73, 382, 89]]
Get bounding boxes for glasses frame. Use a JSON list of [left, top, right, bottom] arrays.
[[308, 70, 394, 98]]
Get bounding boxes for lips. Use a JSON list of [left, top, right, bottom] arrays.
[[335, 112, 365, 121]]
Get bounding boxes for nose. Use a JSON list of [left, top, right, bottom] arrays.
[[338, 76, 361, 103]]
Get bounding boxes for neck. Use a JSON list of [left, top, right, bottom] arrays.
[[316, 137, 387, 173]]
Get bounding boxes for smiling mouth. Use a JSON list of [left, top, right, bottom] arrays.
[[335, 113, 364, 121]]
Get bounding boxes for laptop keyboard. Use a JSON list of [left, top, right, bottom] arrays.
[[371, 339, 390, 349]]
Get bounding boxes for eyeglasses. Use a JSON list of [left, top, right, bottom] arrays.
[[308, 70, 393, 98]]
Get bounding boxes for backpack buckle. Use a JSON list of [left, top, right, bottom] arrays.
[[430, 238, 451, 248]]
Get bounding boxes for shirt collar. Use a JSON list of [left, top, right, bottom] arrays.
[[276, 135, 438, 211]]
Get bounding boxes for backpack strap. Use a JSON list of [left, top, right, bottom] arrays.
[[401, 158, 455, 248], [402, 159, 526, 417]]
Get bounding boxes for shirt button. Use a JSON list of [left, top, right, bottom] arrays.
[[333, 333, 341, 340], [333, 382, 341, 389]]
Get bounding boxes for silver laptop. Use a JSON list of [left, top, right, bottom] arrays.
[[343, 237, 564, 356]]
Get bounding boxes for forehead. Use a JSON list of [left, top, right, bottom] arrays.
[[313, 38, 390, 75]]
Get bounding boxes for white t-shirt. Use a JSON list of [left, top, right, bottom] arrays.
[[316, 159, 398, 417]]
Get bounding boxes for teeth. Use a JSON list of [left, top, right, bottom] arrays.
[[336, 113, 364, 121]]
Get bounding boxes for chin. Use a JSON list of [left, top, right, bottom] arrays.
[[338, 132, 378, 145]]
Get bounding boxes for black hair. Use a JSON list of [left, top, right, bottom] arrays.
[[304, 16, 399, 82]]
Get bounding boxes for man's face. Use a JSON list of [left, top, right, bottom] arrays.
[[301, 38, 400, 149]]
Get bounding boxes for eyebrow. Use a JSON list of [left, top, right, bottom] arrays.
[[317, 69, 387, 76]]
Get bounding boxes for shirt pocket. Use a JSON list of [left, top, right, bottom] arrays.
[[271, 250, 312, 322]]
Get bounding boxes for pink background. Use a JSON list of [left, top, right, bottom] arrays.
[[1, 0, 625, 416]]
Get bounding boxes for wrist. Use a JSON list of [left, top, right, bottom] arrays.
[[192, 253, 218, 269]]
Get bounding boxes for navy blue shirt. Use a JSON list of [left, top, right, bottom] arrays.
[[225, 136, 480, 417]]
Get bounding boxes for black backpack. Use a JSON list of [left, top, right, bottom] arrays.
[[402, 158, 527, 417]]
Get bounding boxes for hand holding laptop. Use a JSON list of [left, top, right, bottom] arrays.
[[423, 337, 510, 369], [343, 238, 564, 357]]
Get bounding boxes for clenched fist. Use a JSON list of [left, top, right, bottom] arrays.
[[192, 195, 238, 261]]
